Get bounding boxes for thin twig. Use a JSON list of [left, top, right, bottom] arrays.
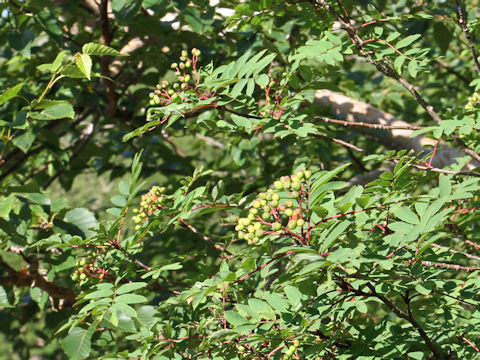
[[317, 0, 480, 164], [315, 116, 424, 130], [455, 0, 480, 77], [314, 134, 365, 152]]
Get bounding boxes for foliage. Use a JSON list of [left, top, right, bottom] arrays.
[[1, 0, 480, 359]]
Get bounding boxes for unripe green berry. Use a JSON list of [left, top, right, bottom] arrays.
[[249, 208, 258, 215], [259, 192, 266, 200], [252, 200, 261, 208], [253, 222, 262, 230], [79, 258, 87, 267], [252, 236, 259, 243], [71, 273, 79, 281], [181, 83, 187, 90], [247, 225, 255, 233], [304, 170, 312, 179], [238, 231, 245, 239], [272, 222, 282, 231], [289, 345, 296, 353], [184, 74, 191, 82], [185, 61, 191, 68], [291, 191, 299, 199], [296, 170, 304, 179], [260, 199, 267, 206], [297, 219, 305, 227], [293, 340, 300, 347], [291, 182, 301, 190], [168, 89, 175, 95], [262, 212, 271, 220], [235, 224, 244, 231], [173, 83, 179, 89], [272, 193, 280, 201], [181, 50, 188, 57], [171, 63, 178, 69], [247, 213, 255, 220], [79, 273, 87, 281], [285, 200, 293, 207], [171, 93, 180, 101], [241, 218, 251, 226], [255, 229, 264, 238], [278, 204, 286, 212], [194, 49, 201, 57], [285, 208, 293, 217], [271, 200, 279, 207], [274, 181, 283, 190], [266, 192, 273, 201], [288, 220, 297, 229], [238, 345, 246, 352], [179, 62, 185, 69]]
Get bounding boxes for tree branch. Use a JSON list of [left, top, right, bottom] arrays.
[[0, 257, 76, 305], [455, 0, 480, 78]]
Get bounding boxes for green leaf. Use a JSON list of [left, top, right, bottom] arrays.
[[28, 103, 75, 120], [393, 207, 420, 224], [264, 292, 289, 313], [231, 78, 249, 98], [248, 298, 276, 320], [407, 60, 418, 78], [394, 55, 405, 74], [0, 84, 23, 106], [82, 43, 125, 56], [225, 311, 249, 326], [320, 219, 351, 252], [64, 208, 98, 238], [116, 282, 147, 295], [61, 327, 94, 360], [255, 73, 269, 88], [0, 286, 12, 307], [395, 34, 421, 49], [62, 65, 87, 78], [76, 54, 92, 80], [438, 174, 451, 198], [83, 289, 114, 299], [284, 285, 302, 307], [115, 294, 148, 304]]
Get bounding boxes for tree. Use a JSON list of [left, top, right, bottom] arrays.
[[1, 0, 480, 359]]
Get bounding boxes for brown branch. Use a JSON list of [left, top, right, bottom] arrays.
[[416, 260, 480, 272], [431, 243, 480, 261], [455, 0, 480, 78], [99, 0, 118, 118], [314, 134, 364, 152], [315, 116, 424, 130], [0, 257, 76, 305], [363, 282, 447, 359], [317, 0, 480, 165]]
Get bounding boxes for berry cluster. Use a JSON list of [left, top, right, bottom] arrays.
[[71, 258, 88, 281], [466, 92, 480, 110], [282, 339, 300, 359], [71, 254, 110, 282], [235, 169, 313, 244], [132, 185, 166, 229], [148, 48, 202, 106]]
